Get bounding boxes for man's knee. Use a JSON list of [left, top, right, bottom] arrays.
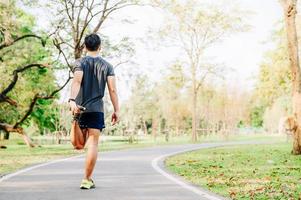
[[88, 129, 100, 140], [87, 128, 100, 145], [88, 128, 101, 136]]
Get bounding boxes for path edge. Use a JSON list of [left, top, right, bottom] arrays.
[[152, 143, 229, 200], [151, 141, 279, 200], [0, 153, 86, 183]]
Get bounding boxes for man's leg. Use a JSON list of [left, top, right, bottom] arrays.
[[70, 121, 86, 149], [84, 128, 100, 180]]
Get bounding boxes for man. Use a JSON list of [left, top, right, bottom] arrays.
[[68, 33, 119, 189]]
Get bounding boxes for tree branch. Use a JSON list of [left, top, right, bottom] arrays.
[[77, 0, 96, 46], [0, 64, 48, 101], [53, 38, 72, 69], [0, 34, 45, 50], [0, 94, 17, 106], [0, 122, 23, 134], [93, 0, 109, 33], [75, 0, 85, 43], [113, 60, 130, 69], [13, 74, 72, 128]]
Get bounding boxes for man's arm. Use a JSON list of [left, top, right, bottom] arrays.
[[107, 76, 119, 125], [69, 71, 83, 114]]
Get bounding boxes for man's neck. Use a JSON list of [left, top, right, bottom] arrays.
[[86, 51, 99, 57]]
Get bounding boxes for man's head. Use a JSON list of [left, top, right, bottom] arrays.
[[84, 34, 101, 52]]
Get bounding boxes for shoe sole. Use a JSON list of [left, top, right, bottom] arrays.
[[80, 185, 95, 189]]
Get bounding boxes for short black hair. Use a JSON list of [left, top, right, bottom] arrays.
[[84, 34, 101, 51]]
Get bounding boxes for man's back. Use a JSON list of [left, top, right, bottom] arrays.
[[73, 56, 115, 113]]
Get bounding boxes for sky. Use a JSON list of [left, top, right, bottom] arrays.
[[100, 0, 283, 90], [23, 0, 284, 102]]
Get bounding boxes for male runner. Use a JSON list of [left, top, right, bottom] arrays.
[[68, 33, 119, 189]]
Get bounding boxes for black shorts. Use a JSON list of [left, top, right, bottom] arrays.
[[78, 112, 105, 130]]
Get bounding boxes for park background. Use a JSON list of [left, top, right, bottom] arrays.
[[1, 0, 301, 199]]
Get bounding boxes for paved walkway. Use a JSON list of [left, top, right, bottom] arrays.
[[0, 141, 272, 200]]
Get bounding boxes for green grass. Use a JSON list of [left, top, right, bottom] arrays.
[[0, 144, 77, 176], [165, 142, 301, 200], [0, 133, 286, 178]]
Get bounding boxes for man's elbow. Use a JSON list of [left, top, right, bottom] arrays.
[[109, 88, 118, 96], [73, 80, 81, 87]]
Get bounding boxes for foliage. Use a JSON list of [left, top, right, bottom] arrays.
[[0, 0, 59, 133], [152, 0, 248, 141], [29, 99, 60, 134], [250, 106, 264, 128], [156, 63, 190, 132], [198, 85, 251, 129], [250, 26, 292, 129], [121, 74, 157, 131], [253, 28, 291, 108], [263, 96, 291, 133], [122, 62, 251, 135], [156, 0, 248, 86]]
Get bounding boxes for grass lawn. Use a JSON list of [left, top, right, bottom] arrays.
[[0, 133, 286, 179], [165, 142, 301, 199]]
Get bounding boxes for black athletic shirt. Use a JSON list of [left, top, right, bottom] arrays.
[[72, 56, 115, 113]]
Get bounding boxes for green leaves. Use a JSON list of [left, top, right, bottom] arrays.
[[251, 26, 292, 130], [0, 0, 58, 135], [30, 100, 60, 133], [38, 67, 47, 75], [19, 26, 32, 35], [250, 106, 264, 128]]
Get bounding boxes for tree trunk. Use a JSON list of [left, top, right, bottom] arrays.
[[152, 117, 158, 140], [21, 133, 35, 147], [74, 48, 83, 60], [281, 0, 301, 154], [4, 131, 9, 140], [0, 123, 35, 147], [143, 120, 148, 135], [176, 123, 179, 136]]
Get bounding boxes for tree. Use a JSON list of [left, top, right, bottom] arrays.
[[0, 0, 66, 146], [1, 0, 138, 146], [250, 26, 291, 131], [42, 0, 139, 64], [156, 63, 189, 137], [155, 0, 246, 142], [280, 0, 301, 154]]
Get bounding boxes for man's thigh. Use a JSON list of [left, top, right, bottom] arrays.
[[87, 128, 101, 145]]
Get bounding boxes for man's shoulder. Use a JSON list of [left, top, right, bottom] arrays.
[[73, 58, 82, 65], [80, 56, 113, 71], [96, 56, 113, 68]]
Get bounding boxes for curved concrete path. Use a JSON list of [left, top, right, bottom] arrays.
[[0, 141, 272, 200]]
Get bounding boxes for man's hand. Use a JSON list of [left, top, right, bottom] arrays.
[[69, 101, 80, 115], [111, 111, 119, 125]]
